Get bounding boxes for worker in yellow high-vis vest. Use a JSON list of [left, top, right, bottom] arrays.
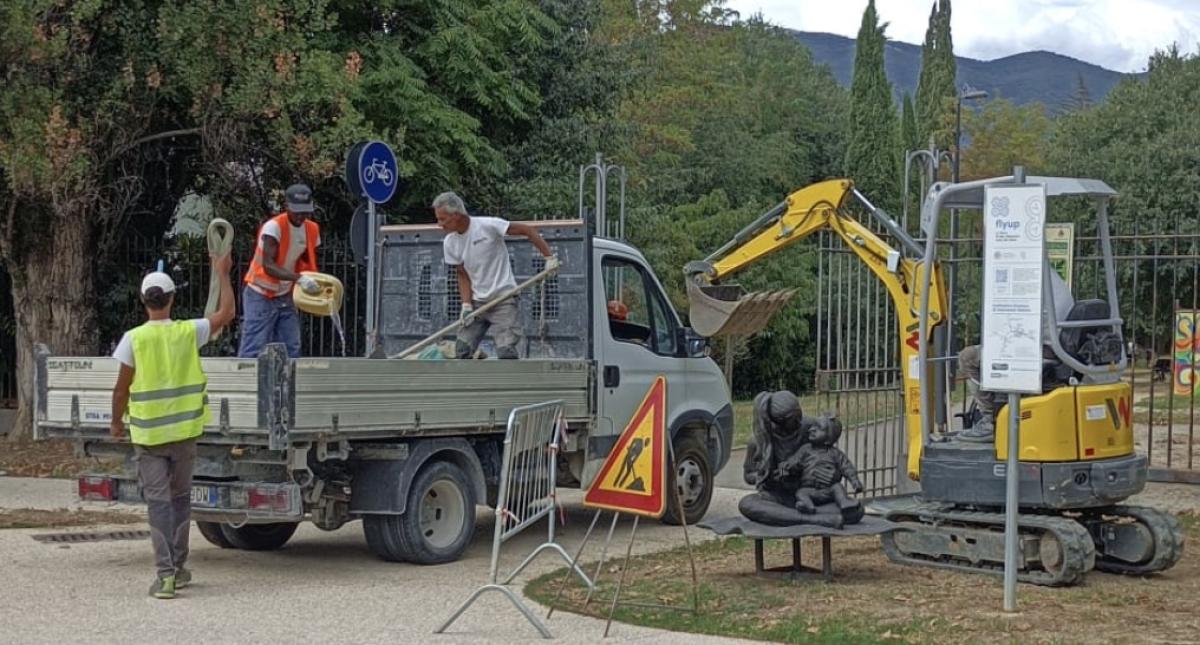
[[109, 252, 235, 599]]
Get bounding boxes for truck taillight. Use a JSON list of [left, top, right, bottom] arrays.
[[247, 486, 293, 513], [78, 476, 116, 501]]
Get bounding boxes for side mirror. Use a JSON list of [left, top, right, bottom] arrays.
[[679, 327, 709, 358]]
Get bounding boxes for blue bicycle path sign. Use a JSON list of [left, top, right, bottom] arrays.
[[349, 141, 399, 204]]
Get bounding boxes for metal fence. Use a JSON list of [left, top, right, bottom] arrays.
[[0, 232, 366, 411], [810, 229, 907, 498], [94, 232, 368, 359], [808, 194, 1200, 493]]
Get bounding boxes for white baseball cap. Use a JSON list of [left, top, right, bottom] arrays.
[[141, 272, 176, 295]]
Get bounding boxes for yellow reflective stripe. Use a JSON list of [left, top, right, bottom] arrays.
[[129, 407, 207, 429], [127, 320, 209, 446], [129, 382, 207, 403]]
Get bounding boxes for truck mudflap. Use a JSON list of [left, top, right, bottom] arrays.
[[78, 474, 303, 523]]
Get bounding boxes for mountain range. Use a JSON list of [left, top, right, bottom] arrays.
[[791, 31, 1136, 111]]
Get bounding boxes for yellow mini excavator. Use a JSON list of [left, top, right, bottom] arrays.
[[687, 175, 1183, 586]]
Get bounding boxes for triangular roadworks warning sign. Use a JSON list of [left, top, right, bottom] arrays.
[[584, 376, 667, 518]]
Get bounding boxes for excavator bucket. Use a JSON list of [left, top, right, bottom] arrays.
[[686, 280, 797, 337]]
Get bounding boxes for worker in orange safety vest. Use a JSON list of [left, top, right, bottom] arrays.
[[238, 183, 322, 358]]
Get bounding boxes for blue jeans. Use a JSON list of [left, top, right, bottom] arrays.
[[237, 287, 301, 358]]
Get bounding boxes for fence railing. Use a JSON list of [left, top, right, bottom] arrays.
[[807, 201, 1200, 493]]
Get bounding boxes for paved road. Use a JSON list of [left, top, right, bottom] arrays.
[[6, 451, 1199, 645], [0, 477, 753, 645]]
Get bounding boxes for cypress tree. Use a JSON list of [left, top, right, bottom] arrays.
[[844, 0, 899, 205], [916, 0, 957, 150], [900, 92, 920, 155], [1065, 73, 1093, 112]]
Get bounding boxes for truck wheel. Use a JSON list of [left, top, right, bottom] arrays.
[[662, 433, 713, 526], [364, 460, 477, 565], [219, 522, 299, 551], [196, 521, 234, 549]]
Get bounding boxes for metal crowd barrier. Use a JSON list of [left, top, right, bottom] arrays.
[[436, 400, 592, 638]]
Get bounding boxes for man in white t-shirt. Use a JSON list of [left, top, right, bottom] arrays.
[[434, 192, 558, 359]]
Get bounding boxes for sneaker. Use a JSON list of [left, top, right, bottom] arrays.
[[956, 419, 995, 443], [175, 567, 192, 589], [149, 575, 176, 600]]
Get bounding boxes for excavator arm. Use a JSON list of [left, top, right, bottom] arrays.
[[685, 178, 948, 480]]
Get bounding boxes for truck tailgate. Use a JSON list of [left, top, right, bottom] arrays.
[[35, 350, 267, 443]]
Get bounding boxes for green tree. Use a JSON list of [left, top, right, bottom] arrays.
[[1064, 72, 1093, 113], [0, 0, 558, 439], [1050, 47, 1200, 346], [960, 98, 1053, 181], [844, 0, 898, 207], [594, 2, 846, 394], [916, 0, 957, 153], [900, 92, 920, 156], [482, 0, 633, 219]]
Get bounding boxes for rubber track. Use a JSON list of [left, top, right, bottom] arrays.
[[1087, 505, 1185, 576], [880, 505, 1096, 587]]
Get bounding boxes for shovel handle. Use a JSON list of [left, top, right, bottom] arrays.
[[389, 266, 559, 359]]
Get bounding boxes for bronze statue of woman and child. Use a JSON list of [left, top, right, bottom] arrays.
[[740, 391, 865, 529]]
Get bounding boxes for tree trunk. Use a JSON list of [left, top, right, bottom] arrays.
[[8, 214, 96, 441]]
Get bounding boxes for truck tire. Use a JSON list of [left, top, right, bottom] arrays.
[[218, 522, 299, 551], [363, 460, 476, 565], [662, 433, 713, 526], [196, 521, 234, 549]]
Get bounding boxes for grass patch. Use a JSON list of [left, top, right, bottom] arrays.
[[0, 508, 143, 529], [1134, 394, 1200, 424], [526, 537, 927, 644], [527, 514, 1200, 644]]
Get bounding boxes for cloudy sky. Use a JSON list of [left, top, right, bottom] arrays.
[[723, 0, 1200, 72]]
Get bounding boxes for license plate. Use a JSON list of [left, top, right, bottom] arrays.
[[191, 485, 218, 507]]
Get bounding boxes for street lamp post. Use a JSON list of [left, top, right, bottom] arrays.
[[946, 86, 989, 424], [953, 87, 989, 183]]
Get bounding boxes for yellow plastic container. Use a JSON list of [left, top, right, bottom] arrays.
[[292, 272, 344, 317]]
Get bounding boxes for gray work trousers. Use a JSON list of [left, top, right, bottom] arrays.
[[456, 296, 523, 359], [135, 438, 197, 579], [958, 345, 998, 417]]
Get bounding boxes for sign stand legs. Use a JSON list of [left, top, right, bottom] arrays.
[[604, 515, 639, 638], [544, 434, 701, 638]]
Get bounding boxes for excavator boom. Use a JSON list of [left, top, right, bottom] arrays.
[[686, 178, 946, 478]]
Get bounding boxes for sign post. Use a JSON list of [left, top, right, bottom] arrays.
[[981, 179, 1047, 612], [346, 141, 399, 357]]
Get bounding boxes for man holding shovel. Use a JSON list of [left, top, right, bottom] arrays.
[[434, 192, 558, 359]]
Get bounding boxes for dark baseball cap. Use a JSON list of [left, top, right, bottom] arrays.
[[285, 183, 315, 214]]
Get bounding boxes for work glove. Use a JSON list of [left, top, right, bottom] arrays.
[[459, 302, 475, 324], [544, 254, 560, 273], [297, 275, 321, 295]]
